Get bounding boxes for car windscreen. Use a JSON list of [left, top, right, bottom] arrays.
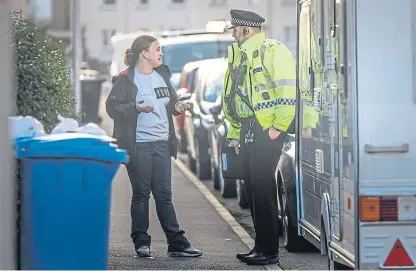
[[203, 67, 227, 103], [162, 41, 231, 73]]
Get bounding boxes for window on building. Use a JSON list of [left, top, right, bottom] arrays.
[[102, 29, 109, 45], [210, 0, 227, 6], [282, 0, 296, 5], [139, 0, 148, 4], [104, 0, 116, 4], [172, 0, 184, 3]]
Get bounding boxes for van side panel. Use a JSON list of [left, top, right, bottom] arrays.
[[356, 0, 416, 269], [357, 0, 416, 189]]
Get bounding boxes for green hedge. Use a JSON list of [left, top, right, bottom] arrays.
[[10, 10, 78, 132]]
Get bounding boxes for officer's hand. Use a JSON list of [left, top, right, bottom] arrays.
[[228, 139, 240, 154], [268, 127, 281, 140], [302, 128, 312, 139], [174, 101, 191, 114], [136, 100, 154, 113]]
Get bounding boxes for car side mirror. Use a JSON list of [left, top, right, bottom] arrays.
[[178, 92, 192, 101], [209, 103, 222, 115]]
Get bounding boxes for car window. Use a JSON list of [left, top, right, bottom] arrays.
[[203, 67, 226, 103], [162, 41, 232, 73], [170, 73, 181, 90]]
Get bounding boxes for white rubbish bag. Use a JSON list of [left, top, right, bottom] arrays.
[[76, 123, 114, 141], [9, 116, 46, 140], [50, 114, 80, 134]]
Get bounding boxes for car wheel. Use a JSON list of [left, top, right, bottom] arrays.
[[178, 132, 187, 153], [188, 152, 196, 173], [280, 185, 311, 252], [219, 154, 236, 198], [211, 153, 220, 190], [195, 135, 211, 180], [236, 179, 249, 209]]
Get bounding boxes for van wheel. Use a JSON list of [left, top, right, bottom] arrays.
[[281, 187, 311, 252], [236, 179, 249, 209]]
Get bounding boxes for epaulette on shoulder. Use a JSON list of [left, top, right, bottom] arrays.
[[112, 68, 129, 85], [120, 68, 129, 76], [264, 39, 282, 48]]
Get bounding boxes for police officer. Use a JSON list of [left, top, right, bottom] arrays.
[[223, 10, 296, 265]]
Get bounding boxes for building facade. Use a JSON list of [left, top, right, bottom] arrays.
[[21, 0, 297, 70], [80, 0, 297, 63]]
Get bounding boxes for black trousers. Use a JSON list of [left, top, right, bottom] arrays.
[[239, 118, 285, 255], [125, 141, 190, 251]]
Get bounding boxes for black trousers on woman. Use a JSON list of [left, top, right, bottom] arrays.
[[125, 140, 190, 251]]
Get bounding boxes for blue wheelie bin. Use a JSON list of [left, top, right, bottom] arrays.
[[15, 132, 128, 270]]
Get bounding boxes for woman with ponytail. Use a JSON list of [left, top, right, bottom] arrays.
[[106, 35, 201, 258]]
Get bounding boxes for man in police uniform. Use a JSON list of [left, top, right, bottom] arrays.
[[223, 10, 296, 265]]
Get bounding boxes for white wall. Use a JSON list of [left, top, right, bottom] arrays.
[[0, 1, 16, 269]]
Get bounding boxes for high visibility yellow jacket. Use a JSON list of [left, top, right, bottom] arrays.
[[223, 32, 297, 140]]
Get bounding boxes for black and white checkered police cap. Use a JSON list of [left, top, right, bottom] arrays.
[[229, 9, 265, 28]]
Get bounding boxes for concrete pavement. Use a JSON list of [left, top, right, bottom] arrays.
[[99, 96, 275, 270]]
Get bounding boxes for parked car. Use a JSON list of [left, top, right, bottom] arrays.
[[110, 26, 234, 89], [173, 61, 206, 153], [183, 58, 227, 179], [160, 33, 233, 88]]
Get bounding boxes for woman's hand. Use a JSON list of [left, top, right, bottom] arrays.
[[174, 101, 191, 114], [136, 100, 154, 113]]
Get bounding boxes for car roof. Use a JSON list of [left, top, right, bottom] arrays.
[[159, 33, 234, 46], [182, 57, 228, 73]]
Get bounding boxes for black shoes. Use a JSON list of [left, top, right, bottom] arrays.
[[244, 252, 279, 265], [136, 246, 151, 258], [168, 245, 203, 257], [236, 247, 279, 265], [236, 247, 256, 262], [136, 245, 202, 258], [135, 244, 202, 258]]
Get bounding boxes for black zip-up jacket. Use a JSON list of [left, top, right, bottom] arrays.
[[106, 65, 180, 159]]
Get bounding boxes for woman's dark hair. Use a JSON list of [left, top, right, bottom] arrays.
[[124, 35, 158, 66]]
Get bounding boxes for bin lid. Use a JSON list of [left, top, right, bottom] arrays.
[[15, 133, 129, 164]]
